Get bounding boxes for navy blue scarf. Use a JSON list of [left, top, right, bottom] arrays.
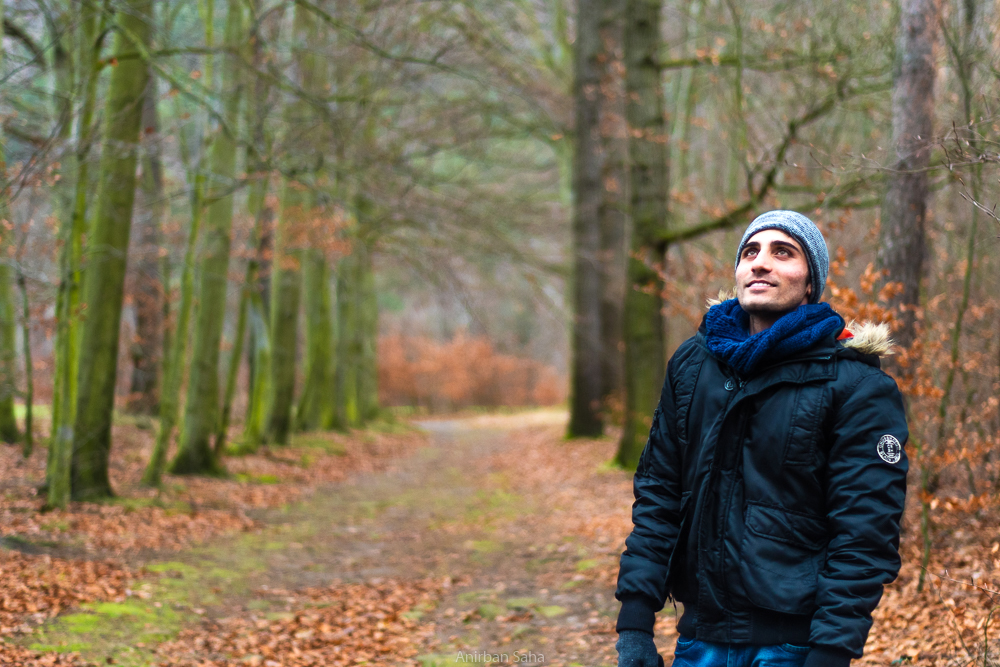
[[704, 299, 844, 376]]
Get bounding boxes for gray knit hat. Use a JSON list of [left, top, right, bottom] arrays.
[[735, 210, 829, 304]]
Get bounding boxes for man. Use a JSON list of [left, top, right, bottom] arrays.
[[614, 210, 908, 667]]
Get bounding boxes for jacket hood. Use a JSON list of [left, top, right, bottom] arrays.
[[704, 288, 895, 359]]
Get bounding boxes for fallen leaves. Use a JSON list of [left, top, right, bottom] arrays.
[[154, 578, 445, 666]]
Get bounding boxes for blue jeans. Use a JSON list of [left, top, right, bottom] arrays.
[[672, 636, 809, 667]]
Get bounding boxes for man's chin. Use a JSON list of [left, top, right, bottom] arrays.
[[738, 300, 798, 317]]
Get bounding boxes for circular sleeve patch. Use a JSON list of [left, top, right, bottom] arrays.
[[877, 434, 902, 464]]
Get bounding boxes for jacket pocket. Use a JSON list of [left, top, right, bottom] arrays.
[[739, 502, 826, 614]]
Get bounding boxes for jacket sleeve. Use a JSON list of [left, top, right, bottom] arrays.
[[615, 357, 686, 635], [810, 371, 909, 657]]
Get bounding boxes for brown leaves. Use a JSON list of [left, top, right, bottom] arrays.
[[154, 578, 444, 666]]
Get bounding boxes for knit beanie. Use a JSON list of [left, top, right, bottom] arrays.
[[735, 210, 829, 304]]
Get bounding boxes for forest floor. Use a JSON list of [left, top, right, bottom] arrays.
[[0, 409, 998, 666]]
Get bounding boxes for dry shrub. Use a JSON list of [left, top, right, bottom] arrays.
[[378, 332, 565, 412]]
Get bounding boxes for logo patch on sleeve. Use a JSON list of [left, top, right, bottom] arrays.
[[877, 434, 902, 464]]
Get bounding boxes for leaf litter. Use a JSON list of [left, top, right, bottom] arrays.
[[1, 413, 998, 666]]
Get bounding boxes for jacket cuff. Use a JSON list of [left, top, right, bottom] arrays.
[[616, 596, 658, 635], [803, 647, 854, 667]]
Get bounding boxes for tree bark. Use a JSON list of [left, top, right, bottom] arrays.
[[0, 0, 19, 444], [171, 0, 244, 475], [70, 0, 152, 500], [598, 1, 627, 407], [336, 247, 360, 428], [877, 0, 940, 352], [17, 270, 33, 457], [616, 0, 668, 470], [567, 0, 605, 438], [296, 245, 336, 431], [265, 2, 325, 444], [356, 231, 379, 423], [49, 0, 102, 507], [126, 73, 165, 415], [266, 181, 306, 444]]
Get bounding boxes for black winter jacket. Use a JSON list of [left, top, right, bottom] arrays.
[[615, 321, 908, 666]]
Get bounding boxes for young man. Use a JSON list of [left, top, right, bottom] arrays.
[[614, 211, 908, 667]]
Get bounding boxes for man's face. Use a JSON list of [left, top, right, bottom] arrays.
[[736, 229, 812, 317]]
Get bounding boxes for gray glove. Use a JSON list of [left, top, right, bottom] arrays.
[[615, 630, 663, 667]]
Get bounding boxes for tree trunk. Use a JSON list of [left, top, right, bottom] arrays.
[[0, 242, 17, 445], [296, 246, 336, 431], [336, 248, 360, 428], [567, 0, 605, 438], [616, 0, 668, 470], [171, 0, 244, 475], [48, 0, 102, 507], [217, 179, 269, 454], [266, 181, 306, 444], [877, 0, 940, 352], [265, 2, 325, 444], [17, 271, 33, 457], [0, 0, 19, 444], [218, 0, 272, 454], [598, 1, 627, 408], [356, 232, 379, 423], [70, 0, 152, 500], [0, 202, 17, 446], [126, 74, 165, 415]]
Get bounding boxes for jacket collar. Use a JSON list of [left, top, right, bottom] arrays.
[[695, 330, 838, 390]]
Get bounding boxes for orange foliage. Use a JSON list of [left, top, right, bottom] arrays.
[[378, 333, 565, 411]]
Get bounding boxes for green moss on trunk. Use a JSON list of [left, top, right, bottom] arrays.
[[70, 0, 152, 500]]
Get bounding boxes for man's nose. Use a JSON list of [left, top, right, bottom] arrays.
[[750, 252, 771, 271]]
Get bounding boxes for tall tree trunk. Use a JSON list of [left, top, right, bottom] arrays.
[[171, 0, 244, 475], [616, 0, 668, 469], [70, 0, 152, 500], [49, 0, 103, 507], [567, 0, 605, 438], [598, 2, 627, 408], [144, 5, 218, 485], [218, 0, 272, 454], [0, 224, 17, 444], [0, 11, 17, 443], [126, 74, 165, 415], [217, 179, 269, 453], [266, 181, 306, 444], [296, 245, 336, 431], [336, 246, 360, 428], [17, 270, 33, 457], [265, 2, 325, 444], [355, 230, 378, 423], [877, 0, 940, 352]]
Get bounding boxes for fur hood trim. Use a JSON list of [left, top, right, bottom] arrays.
[[840, 321, 894, 356], [703, 288, 894, 357]]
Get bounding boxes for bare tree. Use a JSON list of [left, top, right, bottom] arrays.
[[877, 0, 941, 351]]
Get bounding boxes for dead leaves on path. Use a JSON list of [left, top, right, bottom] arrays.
[[155, 578, 444, 667], [0, 425, 427, 665], [0, 427, 426, 554], [0, 551, 134, 666]]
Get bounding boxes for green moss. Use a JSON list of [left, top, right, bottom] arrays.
[[235, 472, 280, 484], [536, 605, 567, 618], [575, 558, 600, 571], [476, 603, 503, 620]]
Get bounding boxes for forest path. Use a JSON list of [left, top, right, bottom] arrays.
[[28, 412, 671, 666]]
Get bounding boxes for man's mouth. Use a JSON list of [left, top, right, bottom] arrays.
[[747, 280, 775, 288]]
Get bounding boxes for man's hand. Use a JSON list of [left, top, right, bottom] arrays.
[[615, 630, 663, 667]]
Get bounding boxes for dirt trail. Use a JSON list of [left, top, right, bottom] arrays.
[[27, 412, 666, 667]]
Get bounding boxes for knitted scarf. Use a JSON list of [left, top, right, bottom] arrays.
[[704, 299, 844, 376]]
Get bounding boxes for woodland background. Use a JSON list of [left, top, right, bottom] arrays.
[[0, 0, 999, 664]]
